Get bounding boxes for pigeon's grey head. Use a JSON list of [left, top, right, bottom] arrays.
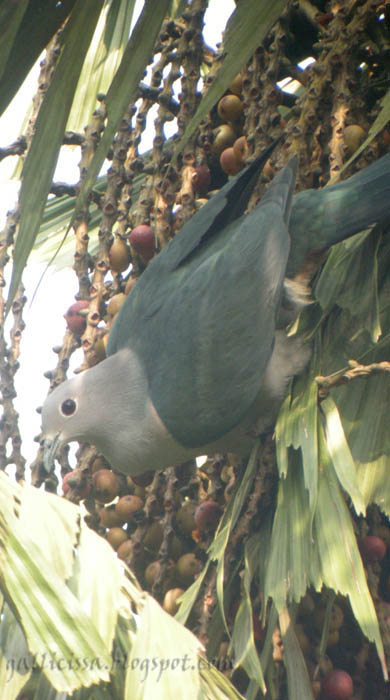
[[41, 365, 105, 469], [41, 350, 141, 472]]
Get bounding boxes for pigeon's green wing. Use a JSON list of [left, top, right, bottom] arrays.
[[108, 159, 297, 446]]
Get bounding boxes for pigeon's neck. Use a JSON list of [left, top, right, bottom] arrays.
[[91, 348, 194, 474]]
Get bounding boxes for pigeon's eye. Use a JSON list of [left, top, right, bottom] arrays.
[[61, 399, 77, 416]]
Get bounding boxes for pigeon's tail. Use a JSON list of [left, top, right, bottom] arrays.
[[165, 139, 282, 270], [287, 152, 390, 277], [210, 137, 282, 226], [258, 156, 298, 228]]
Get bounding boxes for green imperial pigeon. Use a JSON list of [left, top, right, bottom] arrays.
[[42, 150, 390, 475]]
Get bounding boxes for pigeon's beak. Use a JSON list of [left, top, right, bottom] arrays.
[[43, 433, 62, 473]]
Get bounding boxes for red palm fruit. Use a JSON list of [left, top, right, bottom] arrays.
[[106, 527, 128, 551], [62, 470, 90, 499], [92, 469, 119, 503], [359, 535, 387, 563], [115, 494, 144, 521], [64, 300, 89, 336], [220, 147, 242, 175], [129, 225, 155, 264], [194, 500, 221, 532], [192, 165, 211, 196], [233, 135, 248, 163], [321, 669, 353, 700]]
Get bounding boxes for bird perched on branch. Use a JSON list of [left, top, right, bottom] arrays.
[[42, 148, 390, 475]]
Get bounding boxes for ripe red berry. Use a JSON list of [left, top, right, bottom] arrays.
[[115, 494, 144, 521], [192, 165, 211, 196], [194, 500, 221, 532], [93, 469, 119, 504], [62, 470, 90, 499], [129, 225, 155, 264], [233, 135, 248, 163], [220, 147, 242, 176], [321, 669, 353, 700], [359, 535, 387, 563], [64, 300, 89, 336], [106, 527, 128, 551]]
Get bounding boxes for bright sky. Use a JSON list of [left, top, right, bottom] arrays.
[[0, 0, 235, 471]]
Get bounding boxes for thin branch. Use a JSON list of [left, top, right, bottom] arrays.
[[0, 137, 27, 161], [316, 359, 390, 398]]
